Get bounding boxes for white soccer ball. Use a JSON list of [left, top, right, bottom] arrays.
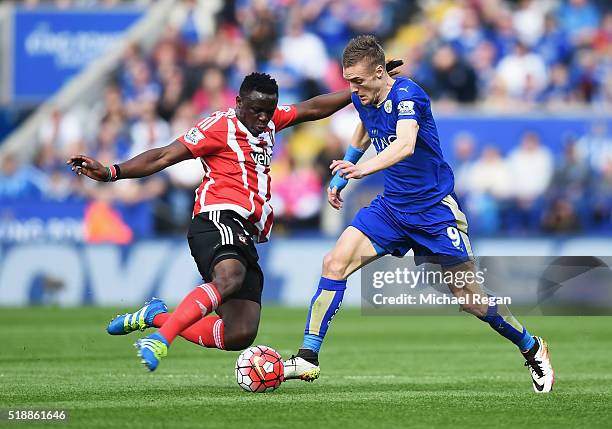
[[235, 345, 284, 393]]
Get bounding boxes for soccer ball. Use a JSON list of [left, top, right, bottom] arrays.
[[235, 345, 284, 393]]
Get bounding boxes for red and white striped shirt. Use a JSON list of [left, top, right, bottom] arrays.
[[177, 105, 297, 243]]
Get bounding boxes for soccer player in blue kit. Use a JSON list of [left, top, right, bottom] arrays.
[[284, 35, 554, 393]]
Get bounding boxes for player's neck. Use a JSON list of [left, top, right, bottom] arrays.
[[373, 75, 396, 107]]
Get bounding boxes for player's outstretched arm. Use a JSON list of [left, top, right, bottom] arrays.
[[291, 59, 404, 125], [332, 119, 418, 180], [67, 140, 192, 182], [292, 90, 354, 125]]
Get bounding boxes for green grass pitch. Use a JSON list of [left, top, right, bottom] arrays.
[[1, 307, 610, 428]]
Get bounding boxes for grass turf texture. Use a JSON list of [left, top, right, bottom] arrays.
[[0, 307, 610, 428]]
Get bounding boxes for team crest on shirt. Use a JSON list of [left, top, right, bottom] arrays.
[[398, 100, 415, 115], [384, 99, 393, 113], [184, 127, 205, 145]]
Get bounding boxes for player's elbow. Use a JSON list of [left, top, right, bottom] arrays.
[[159, 141, 189, 169], [400, 142, 415, 158], [158, 145, 176, 165], [397, 121, 418, 158]]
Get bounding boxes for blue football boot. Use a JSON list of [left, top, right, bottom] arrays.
[[107, 298, 167, 335], [135, 332, 169, 371]]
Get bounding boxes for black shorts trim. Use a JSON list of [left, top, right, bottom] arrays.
[[211, 246, 248, 271]]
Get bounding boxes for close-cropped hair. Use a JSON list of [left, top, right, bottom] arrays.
[[239, 72, 278, 97]]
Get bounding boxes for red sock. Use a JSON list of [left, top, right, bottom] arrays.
[[152, 313, 169, 327], [158, 283, 221, 344], [152, 313, 225, 350]]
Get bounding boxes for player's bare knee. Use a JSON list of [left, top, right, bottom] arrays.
[[224, 326, 258, 351], [322, 252, 349, 280], [460, 302, 488, 318]]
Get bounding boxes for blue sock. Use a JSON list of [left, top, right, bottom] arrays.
[[302, 277, 347, 353], [479, 302, 535, 351]]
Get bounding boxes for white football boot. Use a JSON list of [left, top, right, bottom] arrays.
[[283, 356, 321, 382], [524, 336, 554, 393]]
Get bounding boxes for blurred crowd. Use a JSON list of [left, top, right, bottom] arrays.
[[1, 0, 612, 239], [451, 124, 612, 235], [391, 0, 612, 110]]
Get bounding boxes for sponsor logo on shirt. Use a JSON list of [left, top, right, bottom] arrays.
[[371, 134, 397, 151], [251, 150, 272, 166]]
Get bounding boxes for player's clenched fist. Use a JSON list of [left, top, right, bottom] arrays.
[[66, 155, 108, 182]]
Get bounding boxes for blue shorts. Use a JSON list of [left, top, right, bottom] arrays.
[[350, 194, 474, 267]]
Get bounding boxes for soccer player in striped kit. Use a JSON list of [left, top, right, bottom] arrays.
[[68, 66, 402, 371]]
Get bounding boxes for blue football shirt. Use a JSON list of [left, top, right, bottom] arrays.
[[352, 76, 454, 212]]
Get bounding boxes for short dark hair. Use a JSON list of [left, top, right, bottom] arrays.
[[342, 35, 386, 70], [239, 72, 278, 97]]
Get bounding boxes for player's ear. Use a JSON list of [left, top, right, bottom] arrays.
[[375, 64, 385, 79], [236, 95, 242, 109]]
